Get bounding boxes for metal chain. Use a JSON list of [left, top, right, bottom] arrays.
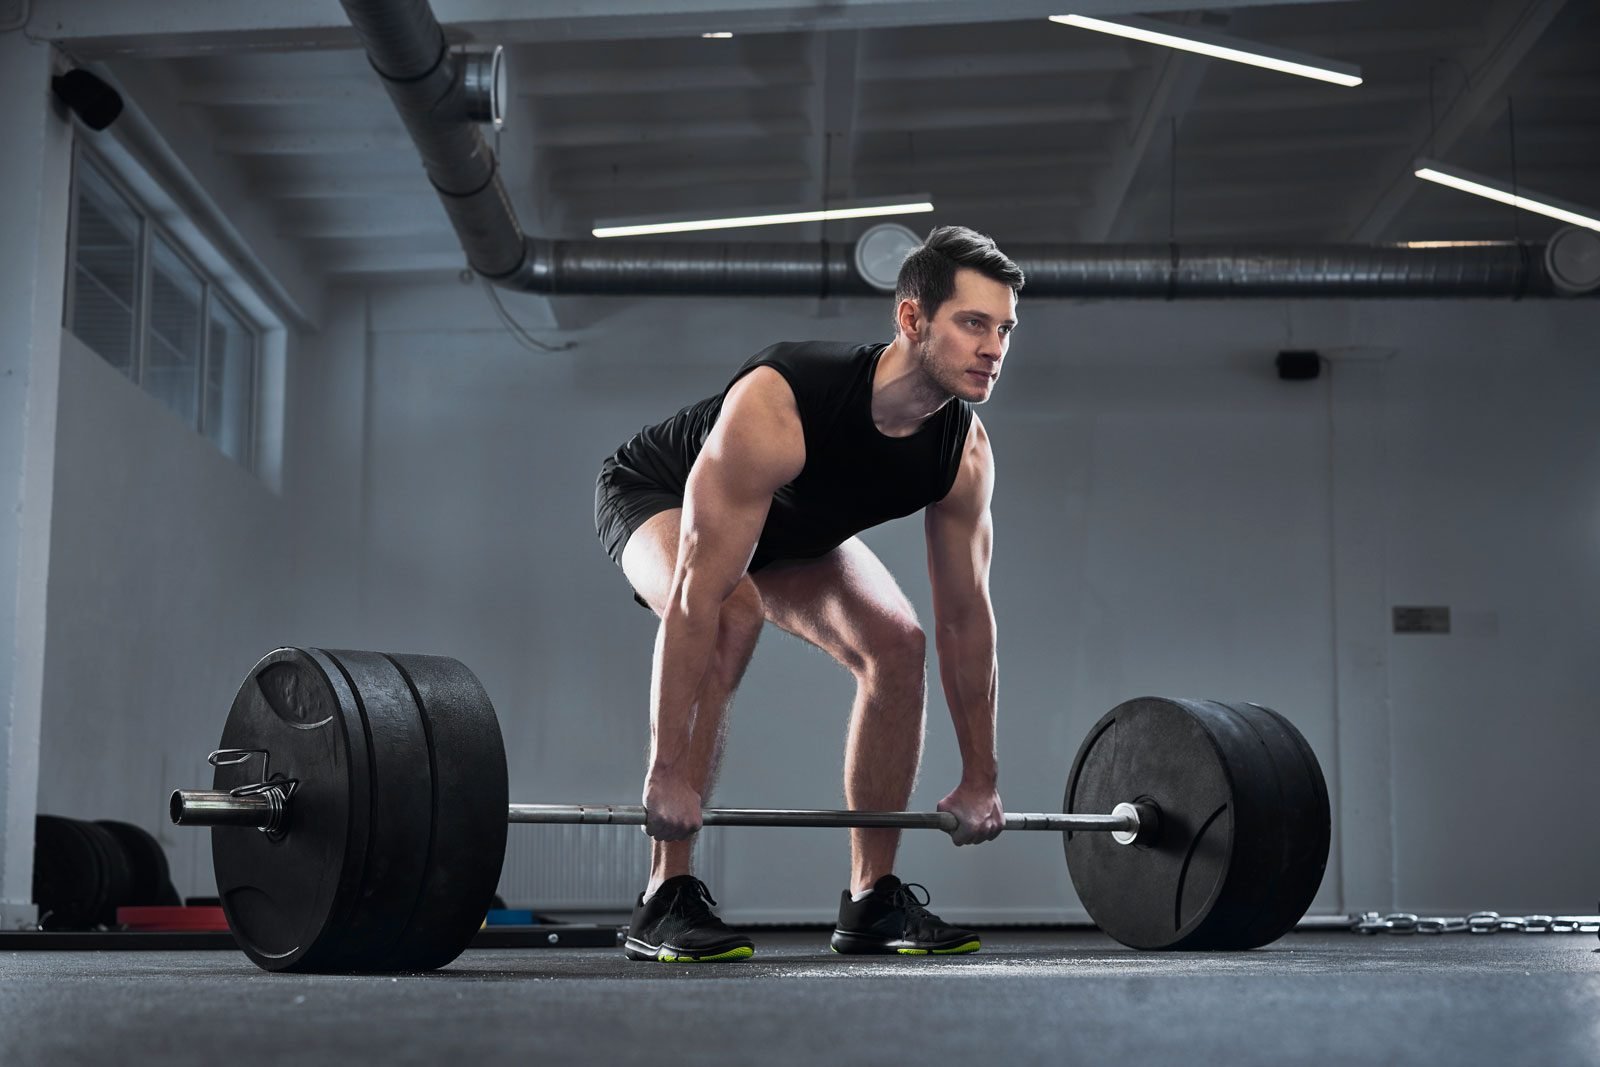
[[1352, 911, 1600, 935]]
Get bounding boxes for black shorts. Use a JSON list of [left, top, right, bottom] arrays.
[[595, 457, 682, 608]]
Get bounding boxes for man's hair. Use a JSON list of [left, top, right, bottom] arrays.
[[894, 225, 1024, 329]]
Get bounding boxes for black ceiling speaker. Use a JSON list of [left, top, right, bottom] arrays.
[[1275, 350, 1321, 381], [51, 69, 123, 131]]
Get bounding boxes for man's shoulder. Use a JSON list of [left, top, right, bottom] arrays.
[[747, 339, 877, 370]]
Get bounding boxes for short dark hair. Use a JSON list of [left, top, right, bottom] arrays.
[[894, 225, 1024, 327]]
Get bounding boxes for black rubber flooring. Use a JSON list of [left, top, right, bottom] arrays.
[[3, 930, 1597, 1066]]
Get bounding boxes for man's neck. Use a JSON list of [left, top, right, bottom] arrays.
[[870, 337, 951, 438]]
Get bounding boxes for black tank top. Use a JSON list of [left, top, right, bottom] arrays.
[[608, 340, 973, 571]]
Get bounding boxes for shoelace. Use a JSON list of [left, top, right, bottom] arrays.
[[887, 881, 935, 934], [665, 877, 719, 921]]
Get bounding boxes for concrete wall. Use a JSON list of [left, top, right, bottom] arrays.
[[336, 283, 1599, 922]]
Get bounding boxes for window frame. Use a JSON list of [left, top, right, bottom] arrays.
[[203, 287, 261, 469], [64, 144, 262, 472]]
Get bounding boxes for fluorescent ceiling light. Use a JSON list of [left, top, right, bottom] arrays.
[[1049, 14, 1362, 87], [701, 32, 733, 39], [592, 201, 934, 238], [1396, 240, 1517, 249], [1414, 159, 1600, 233]]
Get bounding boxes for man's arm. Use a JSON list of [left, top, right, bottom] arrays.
[[644, 367, 805, 840], [924, 415, 1003, 845]]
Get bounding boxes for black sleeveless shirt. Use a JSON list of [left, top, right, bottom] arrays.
[[608, 340, 973, 571]]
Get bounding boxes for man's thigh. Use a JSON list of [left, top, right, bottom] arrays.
[[751, 538, 921, 673], [619, 508, 683, 616], [620, 508, 764, 622]]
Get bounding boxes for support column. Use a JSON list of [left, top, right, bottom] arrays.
[[0, 33, 74, 928], [1327, 355, 1395, 912]]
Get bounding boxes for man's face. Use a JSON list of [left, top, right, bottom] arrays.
[[909, 268, 1018, 404]]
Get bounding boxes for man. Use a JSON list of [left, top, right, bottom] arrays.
[[594, 225, 1022, 962]]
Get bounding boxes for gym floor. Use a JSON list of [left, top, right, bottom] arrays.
[[3, 931, 1596, 1066]]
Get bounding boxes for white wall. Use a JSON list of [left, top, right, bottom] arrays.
[[331, 282, 1599, 922], [34, 332, 299, 896]]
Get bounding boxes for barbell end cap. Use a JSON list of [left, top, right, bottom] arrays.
[[1110, 800, 1161, 848]]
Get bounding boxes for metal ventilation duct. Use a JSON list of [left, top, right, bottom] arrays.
[[500, 239, 1563, 298], [340, 0, 1578, 299], [339, 0, 524, 279]]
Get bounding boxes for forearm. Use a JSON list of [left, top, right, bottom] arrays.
[[934, 608, 998, 787], [647, 601, 721, 777]]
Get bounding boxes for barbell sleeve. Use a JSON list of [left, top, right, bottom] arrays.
[[171, 789, 280, 829]]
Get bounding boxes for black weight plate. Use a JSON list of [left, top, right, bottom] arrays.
[[212, 647, 374, 971], [376, 652, 507, 971], [1213, 701, 1330, 948], [309, 650, 436, 971], [33, 815, 100, 930], [79, 821, 135, 926], [1063, 697, 1329, 950], [97, 820, 178, 907]]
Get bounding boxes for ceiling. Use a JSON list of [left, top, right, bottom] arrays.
[[41, 0, 1600, 283]]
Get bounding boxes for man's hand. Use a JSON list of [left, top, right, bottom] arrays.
[[643, 771, 703, 841], [937, 782, 1004, 845]]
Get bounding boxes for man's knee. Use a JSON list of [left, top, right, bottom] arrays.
[[857, 615, 926, 684]]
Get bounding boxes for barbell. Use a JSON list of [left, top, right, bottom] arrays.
[[169, 647, 1331, 972]]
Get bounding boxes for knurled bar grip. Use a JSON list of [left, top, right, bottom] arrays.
[[171, 791, 1140, 835]]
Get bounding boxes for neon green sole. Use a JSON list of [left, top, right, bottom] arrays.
[[896, 941, 981, 956], [932, 940, 982, 955], [657, 945, 755, 962], [830, 940, 983, 956]]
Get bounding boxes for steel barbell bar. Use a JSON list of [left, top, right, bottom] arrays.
[[172, 790, 1154, 844]]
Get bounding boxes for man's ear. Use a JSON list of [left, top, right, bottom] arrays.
[[895, 298, 923, 341]]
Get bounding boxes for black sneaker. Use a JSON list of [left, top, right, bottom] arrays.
[[624, 875, 755, 962], [830, 874, 981, 955]]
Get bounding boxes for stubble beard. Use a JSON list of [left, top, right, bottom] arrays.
[[913, 334, 962, 405], [914, 333, 986, 404]]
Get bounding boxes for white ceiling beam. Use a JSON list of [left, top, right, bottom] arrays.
[[323, 247, 471, 275], [520, 63, 814, 98], [529, 97, 1124, 152], [254, 173, 453, 199], [35, 0, 1359, 58], [1078, 12, 1217, 242], [1184, 130, 1412, 159], [507, 43, 1142, 99], [551, 161, 814, 193], [1261, 24, 1487, 57], [1194, 82, 1418, 115], [1346, 0, 1571, 241], [214, 131, 425, 156], [860, 46, 1136, 81], [539, 115, 812, 148], [859, 100, 1124, 133], [858, 148, 1114, 177], [283, 219, 458, 240]]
